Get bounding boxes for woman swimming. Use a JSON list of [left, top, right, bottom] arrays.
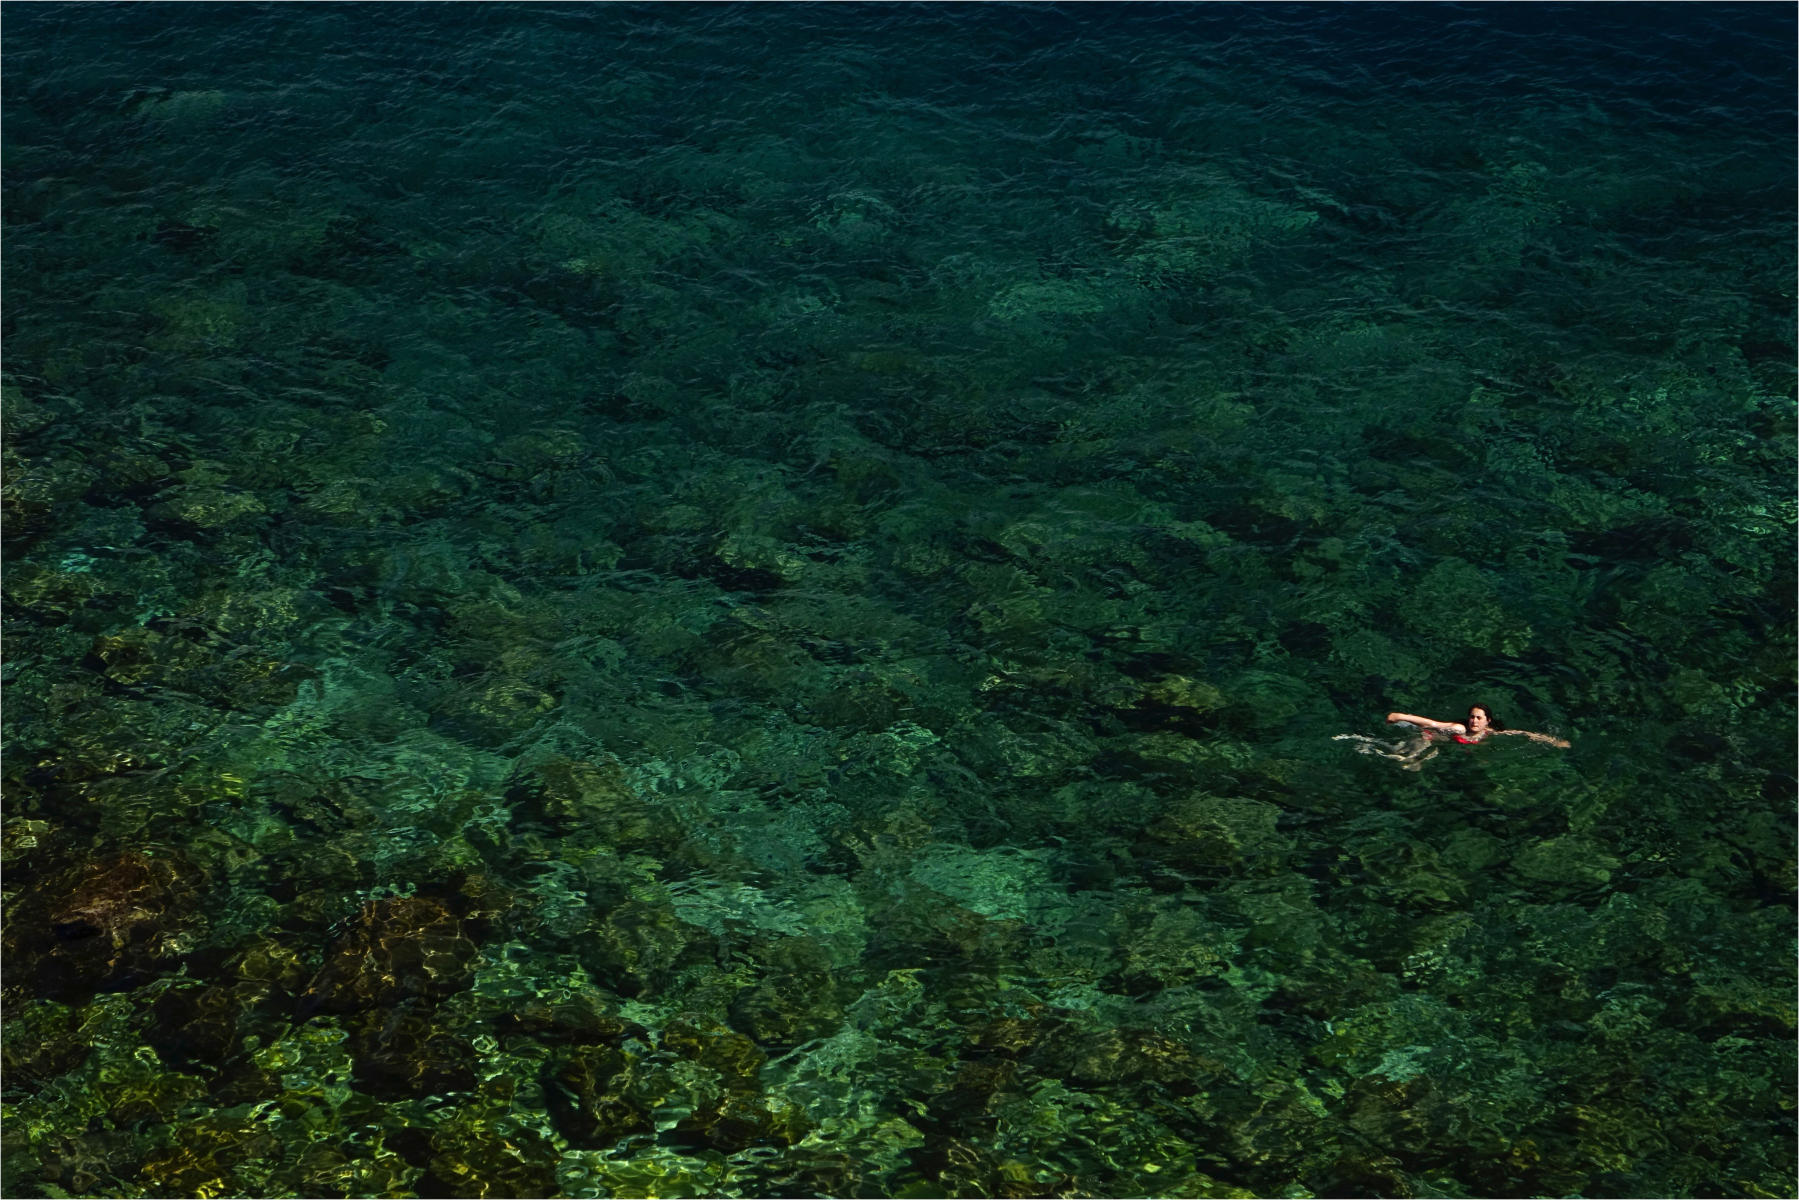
[[1335, 704, 1570, 769]]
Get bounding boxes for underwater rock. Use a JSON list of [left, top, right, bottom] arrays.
[[135, 1116, 280, 1200], [697, 621, 825, 700], [419, 1108, 561, 1199], [481, 427, 605, 502], [1399, 558, 1530, 656], [146, 981, 265, 1072], [659, 1015, 765, 1084], [807, 673, 906, 732], [581, 899, 704, 998], [226, 932, 316, 995], [146, 482, 268, 531], [672, 1086, 808, 1154], [5, 849, 202, 998], [1276, 953, 1401, 1020], [1117, 672, 1230, 738], [1115, 903, 1230, 991], [910, 1132, 1070, 1199], [298, 894, 482, 1014], [1310, 1150, 1417, 1200], [152, 217, 218, 253], [542, 1015, 804, 1155], [133, 87, 229, 126], [89, 626, 211, 687], [344, 998, 478, 1099], [9, 704, 203, 823], [729, 967, 846, 1046], [290, 1139, 422, 1200], [2, 561, 102, 621], [1339, 1074, 1447, 1153], [1035, 1026, 1225, 1090], [925, 1057, 1028, 1125], [86, 624, 306, 711], [0, 382, 55, 437], [299, 477, 388, 526], [1512, 835, 1622, 889], [967, 1003, 1071, 1058], [496, 994, 648, 1047], [1115, 730, 1239, 786], [542, 1042, 653, 1148], [865, 892, 1030, 968], [14, 1118, 143, 1198], [727, 934, 845, 1046], [989, 278, 1109, 322], [432, 675, 558, 748], [1139, 792, 1289, 879], [209, 1063, 284, 1108], [104, 1066, 210, 1131], [0, 448, 99, 546], [0, 998, 91, 1089], [1141, 673, 1227, 713], [532, 757, 667, 853], [0, 815, 60, 871], [94, 446, 175, 499], [189, 582, 329, 642]]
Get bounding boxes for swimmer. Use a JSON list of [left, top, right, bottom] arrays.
[[1388, 705, 1570, 748], [1334, 704, 1569, 770]]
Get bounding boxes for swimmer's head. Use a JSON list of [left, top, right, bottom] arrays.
[[1468, 704, 1504, 732]]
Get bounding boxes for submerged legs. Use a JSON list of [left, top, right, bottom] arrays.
[[1332, 732, 1438, 770]]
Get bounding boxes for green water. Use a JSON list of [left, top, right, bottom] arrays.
[[2, 4, 1793, 1197]]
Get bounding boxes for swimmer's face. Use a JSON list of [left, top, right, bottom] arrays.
[[1467, 707, 1492, 732]]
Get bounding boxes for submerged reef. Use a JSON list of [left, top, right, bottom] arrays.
[[2, 4, 1794, 1198]]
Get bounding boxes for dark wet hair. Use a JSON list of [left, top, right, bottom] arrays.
[[1468, 704, 1506, 731]]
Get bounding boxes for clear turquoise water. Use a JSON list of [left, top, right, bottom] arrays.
[[2, 4, 1793, 1197]]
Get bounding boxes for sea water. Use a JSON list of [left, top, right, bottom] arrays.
[[2, 4, 1793, 1197]]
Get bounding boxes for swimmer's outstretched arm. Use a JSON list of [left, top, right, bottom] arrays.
[[1386, 711, 1465, 734], [1491, 729, 1572, 749]]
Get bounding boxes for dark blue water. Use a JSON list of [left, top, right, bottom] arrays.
[[3, 5, 1793, 1197]]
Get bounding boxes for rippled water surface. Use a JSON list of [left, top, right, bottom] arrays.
[[3, 4, 1794, 1197]]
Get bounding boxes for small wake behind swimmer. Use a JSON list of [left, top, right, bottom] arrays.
[[1333, 725, 1440, 770], [1336, 704, 1570, 771]]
